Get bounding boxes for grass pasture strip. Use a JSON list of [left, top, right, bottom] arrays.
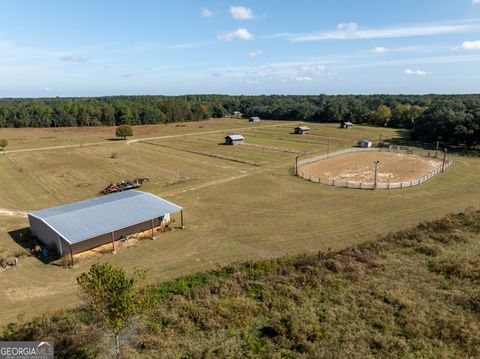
[[140, 140, 262, 166], [148, 136, 292, 165], [0, 118, 292, 151]]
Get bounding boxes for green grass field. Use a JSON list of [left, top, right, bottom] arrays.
[[0, 119, 479, 325]]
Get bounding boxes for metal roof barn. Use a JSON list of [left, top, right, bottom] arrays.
[[225, 134, 245, 145], [294, 126, 310, 134], [226, 134, 244, 141], [28, 190, 183, 259]]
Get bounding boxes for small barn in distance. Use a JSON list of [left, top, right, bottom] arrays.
[[294, 126, 310, 135], [340, 121, 353, 128], [249, 116, 260, 122], [28, 190, 183, 258], [357, 139, 373, 148], [225, 134, 245, 145], [232, 111, 242, 118]]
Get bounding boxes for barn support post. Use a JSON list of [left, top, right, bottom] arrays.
[[180, 210, 185, 229], [111, 231, 116, 254], [69, 244, 74, 267], [151, 218, 155, 239]]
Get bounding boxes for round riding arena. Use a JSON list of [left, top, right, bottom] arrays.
[[298, 150, 448, 189]]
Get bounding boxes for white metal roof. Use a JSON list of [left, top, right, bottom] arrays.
[[226, 134, 245, 141], [28, 190, 182, 245], [296, 126, 310, 131]]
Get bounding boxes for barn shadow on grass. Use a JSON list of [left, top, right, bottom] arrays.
[[8, 227, 61, 265]]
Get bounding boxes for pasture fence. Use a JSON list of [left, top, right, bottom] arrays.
[[297, 146, 453, 190]]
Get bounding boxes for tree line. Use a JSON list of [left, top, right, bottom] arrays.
[[0, 94, 478, 147]]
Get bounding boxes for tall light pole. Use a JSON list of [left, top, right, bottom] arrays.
[[373, 160, 380, 189], [442, 147, 448, 172]]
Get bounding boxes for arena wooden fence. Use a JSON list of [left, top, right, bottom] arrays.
[[297, 147, 453, 190]]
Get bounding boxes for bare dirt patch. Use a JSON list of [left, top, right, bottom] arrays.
[[0, 208, 27, 218], [299, 151, 443, 183]]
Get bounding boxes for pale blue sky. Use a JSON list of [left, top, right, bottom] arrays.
[[0, 0, 479, 97]]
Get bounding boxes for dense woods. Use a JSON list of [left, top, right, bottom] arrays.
[[0, 94, 479, 147]]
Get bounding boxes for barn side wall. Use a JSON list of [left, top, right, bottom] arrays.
[[28, 215, 63, 254]]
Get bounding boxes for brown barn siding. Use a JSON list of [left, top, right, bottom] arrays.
[[69, 217, 161, 255]]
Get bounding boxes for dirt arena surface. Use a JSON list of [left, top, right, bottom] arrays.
[[299, 151, 443, 183]]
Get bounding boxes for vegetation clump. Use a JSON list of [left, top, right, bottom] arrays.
[[0, 138, 8, 154]]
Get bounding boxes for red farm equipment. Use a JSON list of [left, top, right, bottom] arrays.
[[100, 178, 150, 195]]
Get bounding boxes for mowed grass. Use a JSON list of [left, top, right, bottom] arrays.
[[0, 142, 251, 210], [0, 118, 288, 151], [1, 121, 479, 324]]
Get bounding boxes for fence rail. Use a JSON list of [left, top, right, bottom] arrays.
[[297, 147, 453, 190]]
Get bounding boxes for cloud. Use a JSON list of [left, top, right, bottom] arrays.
[[405, 68, 427, 76], [473, 0, 480, 4], [461, 40, 480, 50], [201, 8, 213, 18], [209, 59, 330, 84], [300, 65, 326, 75], [218, 28, 254, 41], [229, 6, 256, 20], [373, 46, 388, 53], [337, 22, 359, 32], [279, 20, 480, 42], [248, 50, 263, 59], [294, 76, 313, 81], [60, 54, 88, 63]]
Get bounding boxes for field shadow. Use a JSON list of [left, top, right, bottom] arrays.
[[105, 138, 126, 141], [8, 228, 61, 265]]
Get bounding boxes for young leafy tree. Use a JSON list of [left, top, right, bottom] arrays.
[[115, 125, 133, 140], [0, 139, 8, 155], [77, 263, 154, 359], [366, 105, 392, 126]]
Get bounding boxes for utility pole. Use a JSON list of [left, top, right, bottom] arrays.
[[373, 160, 380, 189], [442, 147, 448, 172], [295, 155, 300, 175], [378, 134, 383, 147], [435, 141, 439, 157]]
